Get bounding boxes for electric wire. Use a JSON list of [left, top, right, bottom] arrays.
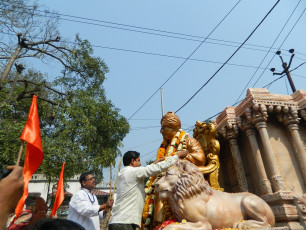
[[175, 0, 281, 114], [234, 0, 302, 104], [0, 31, 277, 71], [291, 73, 306, 79], [265, 74, 285, 89], [127, 0, 242, 120], [130, 70, 296, 161], [3, 4, 306, 58], [252, 7, 306, 87], [290, 61, 306, 73]]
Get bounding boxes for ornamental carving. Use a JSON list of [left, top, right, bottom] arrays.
[[275, 106, 300, 128], [193, 121, 223, 191]]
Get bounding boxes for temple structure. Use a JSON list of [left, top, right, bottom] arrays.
[[212, 88, 305, 229]]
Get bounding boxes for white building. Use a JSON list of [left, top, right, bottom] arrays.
[[27, 174, 112, 216]]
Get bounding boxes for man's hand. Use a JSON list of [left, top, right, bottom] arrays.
[[176, 150, 188, 159], [153, 157, 165, 164], [106, 198, 114, 210], [100, 198, 114, 212], [0, 165, 24, 230]]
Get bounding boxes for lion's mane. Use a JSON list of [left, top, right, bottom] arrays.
[[168, 160, 213, 221]]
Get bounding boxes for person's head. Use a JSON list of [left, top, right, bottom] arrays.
[[29, 218, 85, 230], [123, 151, 141, 167], [79, 172, 96, 191], [160, 111, 181, 141]]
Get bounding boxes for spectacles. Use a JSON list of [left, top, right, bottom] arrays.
[[85, 177, 95, 181], [160, 127, 174, 133]]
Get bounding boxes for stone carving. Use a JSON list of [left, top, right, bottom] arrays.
[[219, 123, 248, 192], [155, 160, 275, 230], [293, 194, 306, 228]]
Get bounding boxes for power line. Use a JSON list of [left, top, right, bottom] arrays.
[[290, 61, 306, 73], [291, 73, 306, 79], [3, 4, 306, 59], [2, 4, 305, 56], [175, 0, 281, 114], [122, 138, 162, 152], [131, 125, 160, 131], [265, 74, 285, 88], [0, 31, 279, 71], [127, 0, 242, 120], [234, 0, 302, 104], [127, 71, 301, 160], [252, 7, 306, 87]]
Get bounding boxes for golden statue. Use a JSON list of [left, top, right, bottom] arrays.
[[193, 120, 223, 191], [141, 111, 222, 230]]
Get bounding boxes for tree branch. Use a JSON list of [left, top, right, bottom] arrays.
[[19, 93, 63, 106], [4, 79, 67, 96]]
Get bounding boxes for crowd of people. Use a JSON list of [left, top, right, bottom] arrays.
[[1, 111, 201, 230]]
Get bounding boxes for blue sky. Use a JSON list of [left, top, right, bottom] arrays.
[[37, 0, 306, 181]]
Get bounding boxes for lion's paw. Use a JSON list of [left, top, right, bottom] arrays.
[[233, 220, 271, 229]]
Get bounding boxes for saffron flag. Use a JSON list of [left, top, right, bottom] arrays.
[[15, 95, 43, 217], [50, 162, 65, 218]]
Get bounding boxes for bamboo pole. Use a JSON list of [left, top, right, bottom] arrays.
[[16, 141, 24, 166], [109, 163, 112, 197], [106, 158, 122, 224]]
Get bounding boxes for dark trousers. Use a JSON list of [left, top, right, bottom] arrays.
[[108, 224, 139, 230]]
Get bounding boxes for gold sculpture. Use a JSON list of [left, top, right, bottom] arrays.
[[193, 120, 223, 191], [155, 160, 275, 230]]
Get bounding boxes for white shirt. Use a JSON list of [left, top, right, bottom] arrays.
[[109, 155, 179, 227], [67, 188, 104, 230]]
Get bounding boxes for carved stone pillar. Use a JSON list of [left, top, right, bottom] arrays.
[[245, 105, 286, 192], [237, 117, 273, 195], [276, 107, 306, 185], [221, 124, 248, 192]]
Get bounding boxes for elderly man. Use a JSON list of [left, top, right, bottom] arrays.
[[67, 172, 114, 230], [142, 111, 206, 228]]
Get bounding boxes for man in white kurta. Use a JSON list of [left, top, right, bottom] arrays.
[[68, 172, 113, 230], [108, 150, 187, 230]]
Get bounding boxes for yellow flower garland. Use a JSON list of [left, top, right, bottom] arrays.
[[141, 129, 188, 230]]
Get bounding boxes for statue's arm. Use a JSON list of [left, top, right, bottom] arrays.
[[185, 137, 206, 166]]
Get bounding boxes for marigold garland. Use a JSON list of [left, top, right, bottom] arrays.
[[154, 219, 177, 230], [141, 129, 188, 230]]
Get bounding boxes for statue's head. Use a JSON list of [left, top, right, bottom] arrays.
[[155, 160, 212, 201], [160, 111, 181, 141], [155, 163, 181, 200]]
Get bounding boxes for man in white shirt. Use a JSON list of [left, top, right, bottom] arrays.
[[67, 172, 114, 230], [108, 150, 187, 230]]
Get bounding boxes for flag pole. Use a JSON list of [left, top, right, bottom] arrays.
[[106, 158, 122, 223], [16, 141, 24, 166], [109, 163, 112, 198], [110, 159, 122, 199]]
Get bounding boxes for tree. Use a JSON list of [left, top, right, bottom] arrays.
[[0, 1, 130, 188], [0, 35, 130, 182], [0, 0, 64, 81]]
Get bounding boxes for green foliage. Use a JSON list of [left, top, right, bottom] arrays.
[[0, 35, 130, 183]]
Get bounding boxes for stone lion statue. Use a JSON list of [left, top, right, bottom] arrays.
[[155, 160, 275, 230]]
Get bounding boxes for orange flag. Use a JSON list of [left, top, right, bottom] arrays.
[[50, 162, 65, 218], [15, 95, 43, 217]]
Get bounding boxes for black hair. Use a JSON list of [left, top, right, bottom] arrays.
[[123, 151, 140, 166], [29, 218, 85, 230], [79, 172, 92, 186]]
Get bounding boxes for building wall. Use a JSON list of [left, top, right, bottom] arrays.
[[214, 88, 306, 229], [28, 174, 111, 201]]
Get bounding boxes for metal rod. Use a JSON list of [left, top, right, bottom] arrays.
[[161, 88, 164, 117]]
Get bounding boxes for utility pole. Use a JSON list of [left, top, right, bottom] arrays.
[[270, 49, 296, 93]]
